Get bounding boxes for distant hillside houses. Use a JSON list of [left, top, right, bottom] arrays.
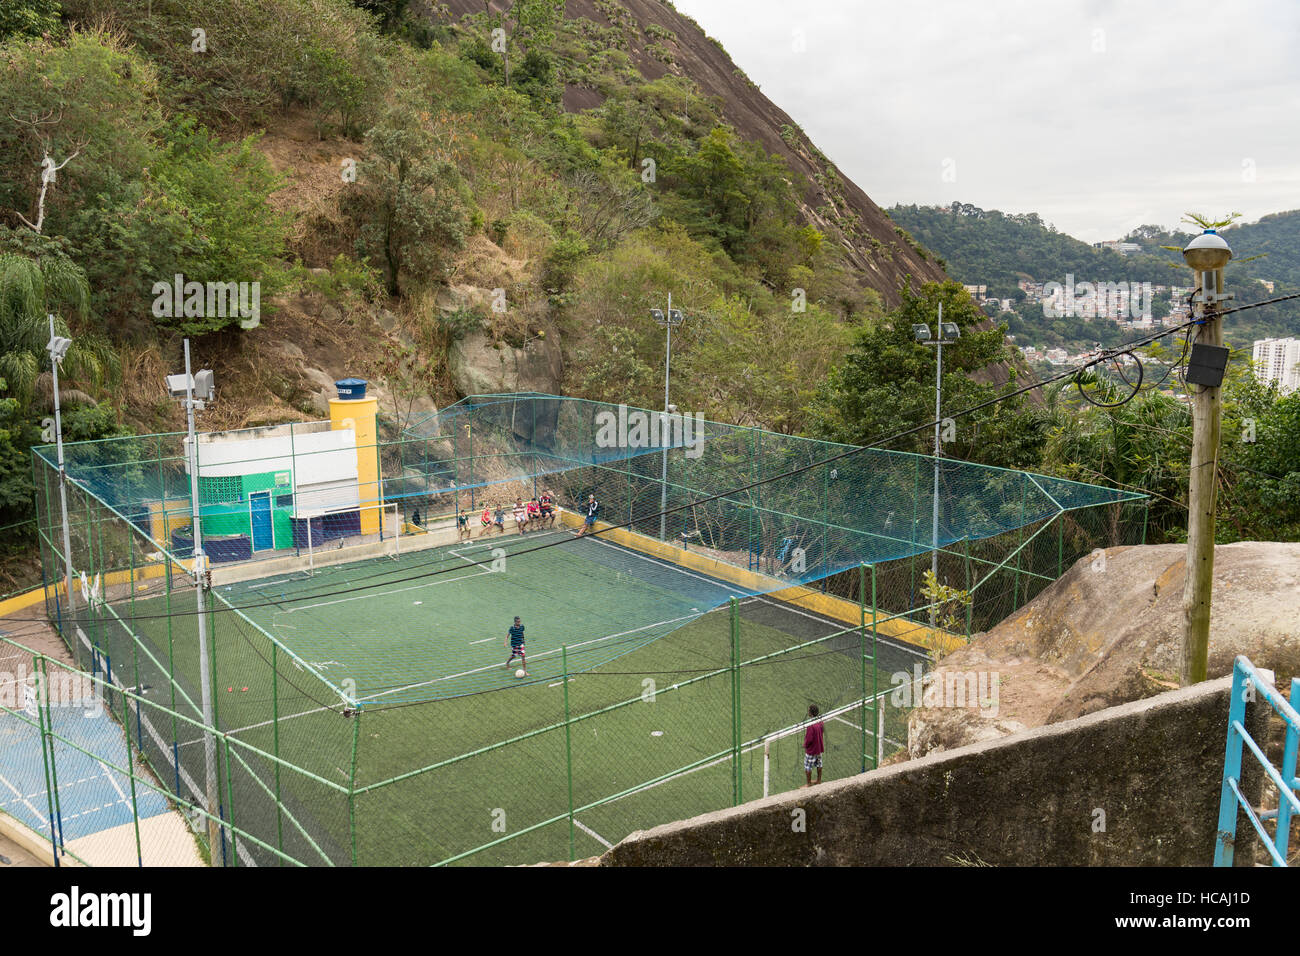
[[1092, 240, 1144, 256], [1013, 278, 1193, 329]]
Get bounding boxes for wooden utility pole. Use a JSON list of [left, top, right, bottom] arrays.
[[1181, 263, 1229, 685]]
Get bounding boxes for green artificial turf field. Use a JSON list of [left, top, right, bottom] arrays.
[[82, 529, 923, 865]]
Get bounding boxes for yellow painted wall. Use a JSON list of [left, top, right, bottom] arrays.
[[329, 395, 381, 535], [558, 510, 960, 654], [0, 584, 58, 618], [149, 497, 192, 547]]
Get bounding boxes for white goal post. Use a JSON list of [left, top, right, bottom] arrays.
[[299, 502, 401, 575]]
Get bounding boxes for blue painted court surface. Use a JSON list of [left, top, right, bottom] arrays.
[[0, 701, 170, 844]]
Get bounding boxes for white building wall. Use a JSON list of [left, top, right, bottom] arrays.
[[1253, 338, 1300, 394], [187, 427, 359, 483]]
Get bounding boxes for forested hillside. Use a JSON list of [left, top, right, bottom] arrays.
[[891, 202, 1300, 347], [1, 0, 1298, 595]]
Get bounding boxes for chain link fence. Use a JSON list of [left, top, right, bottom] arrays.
[[8, 393, 1146, 865]]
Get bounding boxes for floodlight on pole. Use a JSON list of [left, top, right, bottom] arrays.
[[170, 339, 221, 858], [654, 295, 685, 542], [47, 315, 76, 636]]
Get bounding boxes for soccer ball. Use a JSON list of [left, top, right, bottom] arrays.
[[515, 669, 526, 679]]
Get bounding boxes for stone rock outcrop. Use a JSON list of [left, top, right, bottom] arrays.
[[448, 330, 563, 398], [907, 541, 1300, 758]]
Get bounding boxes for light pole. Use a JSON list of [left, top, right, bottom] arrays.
[[167, 341, 221, 859], [912, 306, 961, 609], [652, 295, 685, 542], [46, 317, 75, 629], [1180, 229, 1233, 685]]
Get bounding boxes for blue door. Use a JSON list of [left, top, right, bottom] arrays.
[[250, 492, 274, 552]]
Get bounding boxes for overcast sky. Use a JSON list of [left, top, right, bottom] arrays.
[[673, 0, 1300, 243]]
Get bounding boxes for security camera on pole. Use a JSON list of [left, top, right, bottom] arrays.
[[1180, 229, 1233, 685], [167, 341, 222, 858], [651, 295, 685, 542], [912, 305, 961, 618]]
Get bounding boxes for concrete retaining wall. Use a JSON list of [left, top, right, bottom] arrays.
[[601, 675, 1266, 866]]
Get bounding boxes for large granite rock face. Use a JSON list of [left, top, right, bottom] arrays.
[[448, 331, 563, 398], [906, 541, 1300, 758]]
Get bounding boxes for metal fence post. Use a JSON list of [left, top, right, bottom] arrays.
[[1012, 474, 1027, 612], [963, 536, 973, 641], [1057, 513, 1064, 579], [116, 660, 144, 867], [730, 596, 741, 805], [128, 532, 143, 751], [859, 562, 868, 772], [349, 710, 360, 866], [273, 643, 284, 862], [223, 735, 238, 866], [871, 563, 880, 768], [33, 654, 63, 865], [562, 645, 575, 862]]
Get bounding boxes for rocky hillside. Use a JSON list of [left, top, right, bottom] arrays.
[[440, 0, 947, 304]]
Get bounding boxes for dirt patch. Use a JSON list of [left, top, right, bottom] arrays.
[[0, 612, 72, 667], [257, 108, 364, 268]]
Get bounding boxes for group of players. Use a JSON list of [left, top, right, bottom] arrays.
[[458, 489, 558, 539]]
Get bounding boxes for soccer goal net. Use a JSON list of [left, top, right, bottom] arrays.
[[298, 501, 401, 576]]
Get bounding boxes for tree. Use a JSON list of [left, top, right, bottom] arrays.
[[0, 0, 60, 42], [674, 127, 749, 254], [1219, 379, 1300, 541], [809, 281, 1026, 460], [345, 99, 470, 296], [0, 231, 96, 403]]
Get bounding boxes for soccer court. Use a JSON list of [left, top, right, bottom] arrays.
[[124, 529, 926, 864]]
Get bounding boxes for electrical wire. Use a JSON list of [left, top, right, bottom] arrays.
[[10, 292, 1299, 626]]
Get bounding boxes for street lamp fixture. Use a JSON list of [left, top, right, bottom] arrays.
[[47, 334, 72, 362], [1182, 229, 1233, 273], [46, 317, 76, 642], [914, 306, 961, 613], [1179, 227, 1234, 686]]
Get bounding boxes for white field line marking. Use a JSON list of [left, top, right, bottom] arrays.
[[277, 564, 495, 613], [231, 534, 720, 720], [827, 714, 904, 749], [573, 818, 613, 849], [586, 535, 742, 595], [355, 609, 705, 704], [748, 593, 932, 661], [589, 532, 932, 662], [0, 770, 47, 827], [246, 577, 300, 592], [468, 638, 494, 645], [95, 758, 130, 804], [595, 693, 896, 811], [76, 620, 259, 866]]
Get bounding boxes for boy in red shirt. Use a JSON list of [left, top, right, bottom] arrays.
[[803, 704, 825, 787]]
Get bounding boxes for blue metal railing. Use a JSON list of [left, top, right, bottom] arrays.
[[1215, 655, 1300, 866]]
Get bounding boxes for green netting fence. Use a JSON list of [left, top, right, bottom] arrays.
[[8, 392, 1147, 865]]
